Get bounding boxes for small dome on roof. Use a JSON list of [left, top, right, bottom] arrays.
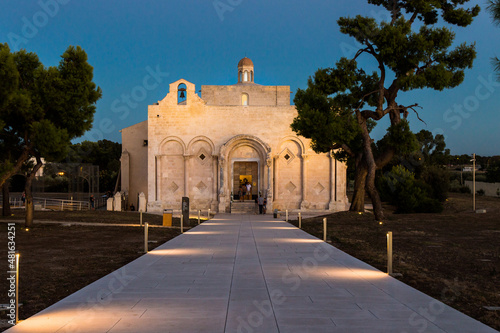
[[238, 57, 254, 67]]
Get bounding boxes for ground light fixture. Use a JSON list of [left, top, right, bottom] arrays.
[[387, 232, 393, 275], [16, 253, 20, 324]]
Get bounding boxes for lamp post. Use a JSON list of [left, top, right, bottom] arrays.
[[471, 153, 476, 212]]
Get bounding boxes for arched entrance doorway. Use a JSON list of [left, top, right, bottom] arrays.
[[218, 135, 271, 212]]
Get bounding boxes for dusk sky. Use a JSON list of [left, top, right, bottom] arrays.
[[1, 0, 499, 156]]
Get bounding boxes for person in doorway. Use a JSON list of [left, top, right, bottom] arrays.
[[246, 182, 252, 200], [21, 191, 26, 206], [89, 195, 95, 210], [258, 195, 264, 214], [238, 186, 243, 202]]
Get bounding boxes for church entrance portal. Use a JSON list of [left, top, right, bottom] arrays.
[[233, 162, 258, 201]]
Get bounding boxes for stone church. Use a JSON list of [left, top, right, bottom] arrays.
[[120, 57, 348, 213]]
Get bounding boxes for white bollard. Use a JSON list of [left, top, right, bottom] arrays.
[[323, 218, 327, 242], [144, 223, 149, 253], [208, 209, 211, 220], [387, 232, 393, 275], [286, 210, 288, 222], [298, 212, 302, 229]]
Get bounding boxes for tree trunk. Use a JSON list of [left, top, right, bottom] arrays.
[[24, 158, 43, 228], [357, 113, 385, 221], [349, 158, 367, 212], [2, 181, 11, 216], [0, 147, 31, 188]]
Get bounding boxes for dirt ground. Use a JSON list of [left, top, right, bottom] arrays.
[[288, 193, 500, 331], [0, 211, 202, 331], [0, 194, 499, 331]]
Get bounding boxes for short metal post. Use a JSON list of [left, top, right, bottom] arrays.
[[79, 202, 82, 210], [387, 232, 393, 275], [208, 209, 211, 220], [286, 210, 288, 222], [198, 210, 201, 225], [323, 218, 327, 242], [140, 211, 143, 226], [15, 253, 20, 325], [180, 215, 184, 233], [44, 199, 47, 209], [298, 212, 302, 229], [61, 201, 64, 211], [144, 223, 149, 253]]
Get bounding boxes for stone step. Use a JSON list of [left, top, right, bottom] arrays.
[[231, 202, 257, 214]]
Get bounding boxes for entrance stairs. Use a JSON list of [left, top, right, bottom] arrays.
[[231, 201, 257, 214]]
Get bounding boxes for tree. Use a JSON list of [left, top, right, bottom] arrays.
[[293, 0, 478, 220], [488, 0, 500, 78], [0, 44, 102, 227], [66, 140, 122, 192]]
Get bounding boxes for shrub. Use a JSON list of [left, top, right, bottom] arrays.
[[378, 165, 443, 214], [420, 166, 449, 201], [459, 186, 471, 194], [477, 189, 485, 196]]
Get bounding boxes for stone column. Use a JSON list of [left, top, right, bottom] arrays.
[[273, 156, 279, 202], [266, 154, 273, 212], [328, 151, 337, 210], [211, 155, 218, 210], [300, 154, 309, 209], [218, 156, 226, 212], [183, 155, 191, 197]]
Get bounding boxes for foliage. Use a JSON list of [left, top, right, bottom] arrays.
[[0, 44, 102, 187], [488, 0, 500, 80], [66, 140, 122, 192], [378, 165, 443, 213], [486, 160, 500, 182], [292, 0, 478, 220], [420, 166, 450, 201], [477, 189, 485, 196]]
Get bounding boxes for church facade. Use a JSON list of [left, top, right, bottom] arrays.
[[120, 58, 348, 213]]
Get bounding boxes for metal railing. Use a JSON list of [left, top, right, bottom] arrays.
[[2, 196, 107, 211]]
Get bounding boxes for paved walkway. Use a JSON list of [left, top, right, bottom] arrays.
[[6, 214, 498, 333]]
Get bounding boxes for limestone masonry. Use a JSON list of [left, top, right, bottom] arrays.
[[121, 57, 348, 213]]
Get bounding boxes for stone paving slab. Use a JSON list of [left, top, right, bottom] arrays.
[[5, 214, 499, 333]]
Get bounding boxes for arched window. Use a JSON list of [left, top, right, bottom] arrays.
[[242, 93, 249, 106], [243, 71, 248, 82], [177, 83, 187, 104], [239, 71, 242, 83]]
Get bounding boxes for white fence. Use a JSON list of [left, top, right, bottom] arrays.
[[2, 196, 107, 211]]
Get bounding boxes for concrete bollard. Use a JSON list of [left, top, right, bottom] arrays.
[[180, 215, 184, 234], [198, 210, 201, 225], [298, 212, 302, 229], [286, 210, 288, 222], [208, 209, 211, 220], [140, 211, 143, 226]]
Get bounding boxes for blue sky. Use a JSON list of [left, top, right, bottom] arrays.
[[1, 0, 499, 156]]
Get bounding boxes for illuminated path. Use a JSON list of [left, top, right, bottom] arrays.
[[6, 214, 497, 333]]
